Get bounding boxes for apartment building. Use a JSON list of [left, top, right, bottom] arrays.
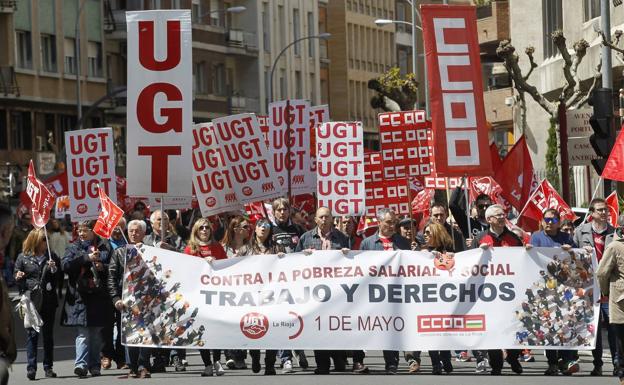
[[0, 0, 108, 175]]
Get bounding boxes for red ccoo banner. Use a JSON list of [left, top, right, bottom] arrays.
[[421, 4, 493, 177]]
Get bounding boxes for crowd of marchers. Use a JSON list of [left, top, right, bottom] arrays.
[[1, 188, 624, 384]]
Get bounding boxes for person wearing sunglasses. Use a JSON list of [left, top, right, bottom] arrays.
[[221, 216, 251, 259], [526, 209, 579, 376], [238, 218, 280, 375], [450, 189, 492, 244], [183, 218, 227, 376], [573, 198, 618, 376]]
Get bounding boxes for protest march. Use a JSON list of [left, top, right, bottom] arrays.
[[4, 4, 624, 384]]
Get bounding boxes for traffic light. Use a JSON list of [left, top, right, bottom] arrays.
[[588, 88, 615, 174]]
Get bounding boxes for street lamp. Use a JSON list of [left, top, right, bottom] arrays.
[[374, 1, 428, 116], [268, 33, 331, 106]]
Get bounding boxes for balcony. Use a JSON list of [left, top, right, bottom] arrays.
[[483, 87, 512, 125], [0, 66, 19, 96], [476, 1, 509, 48], [104, 9, 127, 39], [228, 95, 260, 114], [226, 29, 258, 55], [0, 1, 16, 13]]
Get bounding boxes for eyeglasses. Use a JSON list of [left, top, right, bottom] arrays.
[[199, 225, 211, 231], [543, 217, 559, 224]]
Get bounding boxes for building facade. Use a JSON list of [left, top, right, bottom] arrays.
[[509, 0, 624, 204]]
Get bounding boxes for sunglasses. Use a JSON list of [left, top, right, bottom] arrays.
[[257, 223, 271, 229], [544, 217, 560, 224], [477, 204, 490, 210], [199, 225, 211, 231]]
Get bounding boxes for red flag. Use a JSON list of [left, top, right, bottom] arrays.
[[606, 191, 620, 227], [412, 188, 434, 214], [356, 216, 379, 237], [469, 176, 512, 213], [93, 187, 125, 239], [26, 160, 55, 228], [495, 136, 535, 211], [517, 179, 577, 231], [602, 125, 624, 181], [490, 142, 503, 171]]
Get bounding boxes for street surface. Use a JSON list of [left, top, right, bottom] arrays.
[[8, 289, 618, 384]]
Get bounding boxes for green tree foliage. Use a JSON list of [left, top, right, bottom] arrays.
[[368, 67, 419, 112]]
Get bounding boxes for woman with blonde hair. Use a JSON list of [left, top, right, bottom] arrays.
[[183, 218, 226, 376], [14, 228, 62, 380], [220, 215, 251, 258], [422, 221, 454, 375]]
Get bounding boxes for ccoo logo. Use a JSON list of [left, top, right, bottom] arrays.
[[240, 312, 269, 339]]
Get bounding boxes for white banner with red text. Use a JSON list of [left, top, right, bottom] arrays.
[[126, 10, 193, 197], [122, 246, 598, 350], [65, 128, 117, 221]]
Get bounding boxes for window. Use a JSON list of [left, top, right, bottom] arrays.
[[10, 111, 32, 151], [293, 9, 300, 55], [308, 12, 315, 56], [64, 38, 76, 74], [41, 34, 57, 72], [16, 30, 32, 69], [398, 48, 408, 75], [542, 0, 563, 58], [279, 69, 286, 100], [309, 73, 316, 103], [262, 3, 270, 52], [212, 63, 226, 96], [192, 0, 202, 23], [87, 41, 103, 77], [193, 62, 206, 94], [0, 110, 7, 150], [396, 2, 406, 32], [295, 71, 302, 99], [210, 0, 222, 26], [278, 5, 285, 50], [584, 0, 600, 21]]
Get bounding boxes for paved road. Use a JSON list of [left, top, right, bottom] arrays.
[[8, 289, 620, 384]]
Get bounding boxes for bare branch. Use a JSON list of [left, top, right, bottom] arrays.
[[602, 30, 624, 55], [523, 46, 538, 81], [573, 58, 602, 109], [497, 40, 558, 117]]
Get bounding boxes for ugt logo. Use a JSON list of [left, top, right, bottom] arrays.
[[240, 312, 269, 339]]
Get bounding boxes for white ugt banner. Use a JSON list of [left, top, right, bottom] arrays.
[[126, 10, 193, 197], [65, 128, 117, 221], [122, 246, 599, 350], [316, 122, 365, 215]]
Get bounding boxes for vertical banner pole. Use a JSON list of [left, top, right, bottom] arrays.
[[160, 196, 166, 244], [406, 178, 415, 244], [43, 226, 53, 261], [463, 176, 472, 239]]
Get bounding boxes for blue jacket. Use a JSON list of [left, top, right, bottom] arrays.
[[529, 231, 577, 248]]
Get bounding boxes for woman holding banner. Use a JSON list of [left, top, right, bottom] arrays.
[[421, 222, 455, 375], [184, 218, 227, 376], [14, 228, 62, 380], [239, 218, 279, 375]]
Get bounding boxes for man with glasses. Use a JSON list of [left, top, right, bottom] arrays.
[[296, 207, 350, 374], [473, 204, 523, 375], [574, 198, 617, 376], [358, 208, 411, 375], [527, 209, 579, 375]]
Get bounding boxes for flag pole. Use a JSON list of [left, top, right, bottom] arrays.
[[43, 226, 53, 261], [463, 175, 472, 238], [406, 178, 415, 244], [160, 196, 166, 244], [582, 177, 603, 224]]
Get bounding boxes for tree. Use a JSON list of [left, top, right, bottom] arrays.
[[368, 67, 419, 112], [496, 31, 601, 192]]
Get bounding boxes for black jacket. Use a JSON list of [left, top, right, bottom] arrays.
[[107, 246, 130, 304], [14, 251, 62, 308], [450, 187, 489, 239], [272, 220, 305, 254]]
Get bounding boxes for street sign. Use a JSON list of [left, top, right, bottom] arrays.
[[565, 108, 593, 138], [567, 137, 601, 166]]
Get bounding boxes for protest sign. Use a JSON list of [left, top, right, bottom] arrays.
[[422, 5, 493, 177], [378, 110, 433, 181], [211, 113, 281, 204], [316, 122, 365, 215], [268, 100, 313, 194], [123, 246, 598, 350], [364, 151, 384, 183], [365, 179, 411, 217], [192, 123, 242, 217], [54, 196, 70, 219], [65, 128, 117, 221], [126, 10, 193, 196], [26, 160, 55, 228]]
